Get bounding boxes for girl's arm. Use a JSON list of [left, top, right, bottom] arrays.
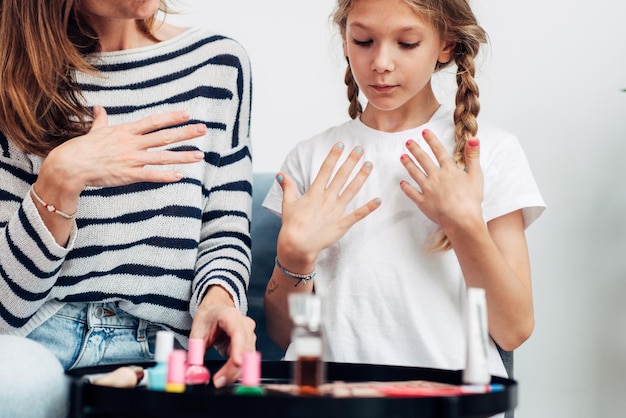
[[264, 144, 380, 350], [400, 131, 534, 351]]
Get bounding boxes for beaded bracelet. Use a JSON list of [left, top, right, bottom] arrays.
[[275, 256, 316, 287], [30, 185, 77, 220]]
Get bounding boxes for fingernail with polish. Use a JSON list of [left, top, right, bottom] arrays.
[[276, 174, 284, 183], [355, 147, 363, 154], [214, 375, 226, 389], [337, 143, 344, 149]]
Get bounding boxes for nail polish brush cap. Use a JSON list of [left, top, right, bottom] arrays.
[[240, 351, 261, 386], [154, 331, 174, 363], [187, 338, 205, 366]]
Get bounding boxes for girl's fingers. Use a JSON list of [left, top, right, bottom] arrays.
[[342, 197, 382, 227], [309, 143, 345, 193], [337, 160, 373, 206], [420, 129, 453, 169], [464, 138, 480, 174], [325, 146, 364, 195]]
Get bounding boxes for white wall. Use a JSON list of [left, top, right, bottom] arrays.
[[169, 1, 626, 416]]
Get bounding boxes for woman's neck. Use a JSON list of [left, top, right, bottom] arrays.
[[92, 20, 186, 52]]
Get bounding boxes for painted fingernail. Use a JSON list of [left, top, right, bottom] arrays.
[[405, 139, 414, 147], [400, 154, 408, 161], [400, 180, 407, 186], [355, 147, 363, 154], [337, 143, 344, 149], [276, 174, 284, 183], [364, 162, 372, 169], [214, 375, 226, 389], [422, 129, 429, 136], [468, 139, 479, 147], [375, 198, 381, 205]]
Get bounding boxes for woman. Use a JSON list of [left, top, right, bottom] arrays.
[[0, 1, 255, 416]]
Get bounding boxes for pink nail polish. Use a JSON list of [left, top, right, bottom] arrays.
[[185, 338, 210, 386], [468, 139, 479, 147]]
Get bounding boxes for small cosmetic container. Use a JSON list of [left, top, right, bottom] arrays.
[[463, 287, 491, 385], [165, 349, 187, 393], [147, 330, 174, 391], [234, 351, 265, 396], [185, 338, 210, 386], [288, 293, 326, 395]]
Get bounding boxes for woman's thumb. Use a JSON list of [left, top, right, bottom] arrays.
[[90, 106, 108, 131]]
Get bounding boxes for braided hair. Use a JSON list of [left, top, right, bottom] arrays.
[[333, 0, 487, 251]]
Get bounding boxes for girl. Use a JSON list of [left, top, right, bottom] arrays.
[[263, 0, 545, 382], [0, 0, 255, 416]]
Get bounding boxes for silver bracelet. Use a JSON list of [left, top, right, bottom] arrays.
[[30, 185, 77, 220], [275, 256, 316, 287]]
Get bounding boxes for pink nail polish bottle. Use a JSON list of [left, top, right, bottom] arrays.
[[165, 349, 187, 393], [185, 338, 210, 386], [234, 351, 265, 396]]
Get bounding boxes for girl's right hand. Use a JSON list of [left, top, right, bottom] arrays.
[[275, 143, 381, 275]]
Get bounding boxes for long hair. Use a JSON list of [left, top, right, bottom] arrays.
[[0, 0, 169, 157], [333, 0, 487, 251]]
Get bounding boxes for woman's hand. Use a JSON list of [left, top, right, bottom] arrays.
[[399, 129, 483, 232], [190, 286, 257, 389], [33, 106, 207, 246], [276, 143, 381, 274], [42, 106, 207, 195]]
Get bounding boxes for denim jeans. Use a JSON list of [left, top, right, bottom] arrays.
[[27, 302, 164, 371]]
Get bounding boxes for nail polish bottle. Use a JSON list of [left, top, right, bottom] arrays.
[[165, 349, 187, 393], [234, 351, 266, 396], [288, 293, 325, 395], [185, 338, 210, 386], [147, 330, 174, 391]]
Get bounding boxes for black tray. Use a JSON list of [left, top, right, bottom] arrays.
[[67, 360, 517, 418]]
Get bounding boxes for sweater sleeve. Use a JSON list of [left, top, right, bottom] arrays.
[[189, 39, 253, 316], [0, 139, 77, 332]]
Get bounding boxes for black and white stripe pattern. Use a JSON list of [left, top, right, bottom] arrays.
[[0, 27, 253, 346]]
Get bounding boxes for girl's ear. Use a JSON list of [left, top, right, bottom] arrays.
[[437, 40, 456, 64]]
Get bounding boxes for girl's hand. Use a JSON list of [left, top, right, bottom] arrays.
[[399, 129, 484, 231], [276, 143, 381, 273]]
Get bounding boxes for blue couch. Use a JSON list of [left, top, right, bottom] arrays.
[[247, 173, 284, 360]]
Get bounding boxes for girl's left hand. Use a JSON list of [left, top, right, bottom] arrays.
[[399, 129, 484, 231]]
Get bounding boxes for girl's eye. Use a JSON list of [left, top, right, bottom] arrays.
[[352, 38, 372, 47], [399, 42, 420, 49]]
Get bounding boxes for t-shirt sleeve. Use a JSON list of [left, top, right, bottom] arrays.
[[482, 135, 545, 228]]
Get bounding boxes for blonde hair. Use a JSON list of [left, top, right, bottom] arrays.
[[0, 0, 169, 157], [333, 0, 487, 251]]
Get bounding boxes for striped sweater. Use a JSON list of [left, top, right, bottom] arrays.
[[0, 27, 253, 346]]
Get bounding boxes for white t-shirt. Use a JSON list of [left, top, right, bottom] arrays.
[[262, 106, 545, 377]]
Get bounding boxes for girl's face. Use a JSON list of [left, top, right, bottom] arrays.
[[343, 0, 454, 126]]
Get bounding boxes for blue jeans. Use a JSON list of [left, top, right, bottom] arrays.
[[27, 302, 164, 370]]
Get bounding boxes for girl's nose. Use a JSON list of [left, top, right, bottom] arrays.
[[371, 45, 395, 73]]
